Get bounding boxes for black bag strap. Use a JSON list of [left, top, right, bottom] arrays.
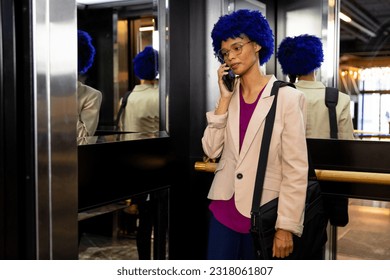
[[250, 81, 294, 216], [114, 90, 133, 131], [325, 87, 339, 139], [250, 80, 294, 258]]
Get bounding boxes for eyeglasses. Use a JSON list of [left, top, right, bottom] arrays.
[[217, 41, 252, 61]]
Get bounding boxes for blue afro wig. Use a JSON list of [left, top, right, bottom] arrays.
[[277, 34, 324, 76], [78, 30, 96, 75], [133, 46, 159, 80], [211, 9, 274, 65]]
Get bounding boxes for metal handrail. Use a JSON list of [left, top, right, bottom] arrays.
[[194, 161, 390, 185]]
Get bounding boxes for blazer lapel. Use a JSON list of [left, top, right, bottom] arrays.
[[238, 77, 276, 163]]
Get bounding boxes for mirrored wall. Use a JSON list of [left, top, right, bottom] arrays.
[[77, 0, 169, 145]]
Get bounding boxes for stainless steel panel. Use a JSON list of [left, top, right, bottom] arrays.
[[33, 0, 78, 259]]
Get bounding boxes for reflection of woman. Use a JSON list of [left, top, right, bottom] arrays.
[[118, 46, 160, 259], [77, 30, 102, 144], [202, 9, 308, 259], [277, 34, 354, 140], [119, 46, 159, 132], [277, 34, 353, 230]]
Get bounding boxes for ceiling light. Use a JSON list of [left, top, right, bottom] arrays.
[[77, 0, 126, 4], [339, 12, 351, 23], [339, 12, 376, 38]]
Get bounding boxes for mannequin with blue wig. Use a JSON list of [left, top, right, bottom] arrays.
[[77, 30, 102, 144], [201, 9, 308, 259]]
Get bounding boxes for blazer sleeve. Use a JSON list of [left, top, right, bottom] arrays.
[[275, 88, 308, 237], [201, 110, 228, 160]]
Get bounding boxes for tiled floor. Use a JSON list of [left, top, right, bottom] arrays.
[[79, 198, 390, 260]]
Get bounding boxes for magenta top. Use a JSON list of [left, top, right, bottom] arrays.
[[209, 86, 263, 233]]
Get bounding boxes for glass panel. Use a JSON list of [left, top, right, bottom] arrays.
[[340, 0, 390, 140]]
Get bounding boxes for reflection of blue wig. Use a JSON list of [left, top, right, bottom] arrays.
[[277, 34, 324, 75], [77, 30, 96, 75], [211, 9, 274, 65], [78, 30, 96, 75], [133, 46, 159, 80]]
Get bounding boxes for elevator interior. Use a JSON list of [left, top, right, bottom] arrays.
[[2, 0, 390, 260], [75, 0, 390, 260]]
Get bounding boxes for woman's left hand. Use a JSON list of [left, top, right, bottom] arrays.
[[272, 229, 294, 258]]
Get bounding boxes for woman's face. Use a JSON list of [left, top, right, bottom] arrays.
[[219, 36, 260, 76]]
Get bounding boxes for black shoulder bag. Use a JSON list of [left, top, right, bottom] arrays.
[[250, 80, 328, 260], [114, 90, 132, 131], [324, 86, 349, 227], [325, 86, 339, 139]]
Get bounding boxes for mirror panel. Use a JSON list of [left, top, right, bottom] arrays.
[[281, 0, 390, 141], [77, 0, 169, 144]]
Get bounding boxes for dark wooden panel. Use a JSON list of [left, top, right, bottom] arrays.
[[78, 136, 174, 211], [307, 138, 390, 173], [319, 181, 390, 201], [307, 138, 390, 201]]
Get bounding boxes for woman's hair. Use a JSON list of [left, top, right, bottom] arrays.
[[133, 46, 159, 80], [288, 74, 297, 83], [277, 34, 324, 76], [78, 30, 96, 75], [211, 9, 274, 65]]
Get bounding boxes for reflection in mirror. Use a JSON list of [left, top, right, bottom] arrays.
[[76, 0, 168, 144], [77, 130, 169, 146], [78, 187, 169, 260], [282, 0, 390, 141], [117, 46, 159, 133], [77, 30, 103, 145], [281, 0, 354, 141], [278, 33, 355, 141]]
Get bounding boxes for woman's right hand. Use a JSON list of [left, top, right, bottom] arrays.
[[215, 63, 235, 115], [218, 63, 235, 97]]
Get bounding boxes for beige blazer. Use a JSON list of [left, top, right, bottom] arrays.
[[77, 81, 102, 142], [119, 84, 159, 132], [202, 75, 308, 236], [295, 80, 354, 140]]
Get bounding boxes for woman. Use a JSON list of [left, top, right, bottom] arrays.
[[277, 34, 354, 140], [118, 46, 159, 133], [77, 30, 102, 144], [202, 9, 308, 259]]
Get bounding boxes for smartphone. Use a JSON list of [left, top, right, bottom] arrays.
[[222, 69, 236, 91]]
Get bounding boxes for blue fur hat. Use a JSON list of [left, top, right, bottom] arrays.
[[211, 9, 274, 65], [78, 30, 96, 75], [133, 46, 159, 80], [277, 34, 324, 75]]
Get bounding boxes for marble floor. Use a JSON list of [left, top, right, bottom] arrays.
[[337, 199, 390, 260], [79, 198, 390, 260], [79, 233, 139, 260]]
